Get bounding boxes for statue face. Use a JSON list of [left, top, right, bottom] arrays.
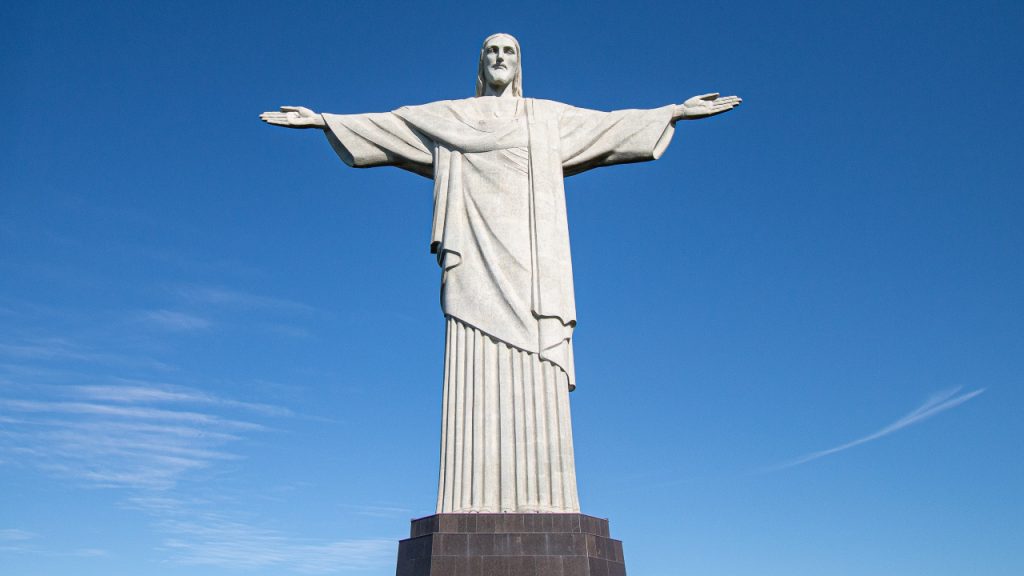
[[481, 36, 519, 91]]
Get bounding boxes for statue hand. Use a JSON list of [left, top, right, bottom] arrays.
[[259, 106, 326, 129], [673, 93, 742, 121]]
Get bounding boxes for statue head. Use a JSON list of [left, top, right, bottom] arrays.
[[476, 33, 522, 97]]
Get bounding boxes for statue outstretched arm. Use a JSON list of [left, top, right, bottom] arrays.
[[259, 106, 326, 129], [672, 93, 742, 122], [557, 102, 678, 175], [259, 104, 432, 177]]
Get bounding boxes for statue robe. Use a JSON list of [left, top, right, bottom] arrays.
[[322, 97, 676, 513]]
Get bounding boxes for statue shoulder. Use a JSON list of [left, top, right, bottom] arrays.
[[527, 98, 571, 109], [395, 97, 477, 118], [401, 97, 478, 109], [523, 98, 574, 121]]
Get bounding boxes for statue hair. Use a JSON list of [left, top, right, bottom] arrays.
[[476, 33, 523, 97]]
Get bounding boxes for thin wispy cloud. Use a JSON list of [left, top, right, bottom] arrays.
[[1, 399, 265, 430], [342, 504, 415, 518], [0, 328, 386, 573], [0, 297, 58, 319], [176, 285, 315, 314], [2, 372, 293, 419], [158, 515, 396, 573], [75, 380, 293, 417], [0, 529, 37, 542], [0, 381, 282, 490], [765, 387, 986, 472], [0, 528, 105, 557], [0, 541, 108, 558], [0, 338, 171, 371], [0, 373, 391, 574], [67, 548, 109, 557], [139, 310, 212, 331], [0, 528, 35, 554]]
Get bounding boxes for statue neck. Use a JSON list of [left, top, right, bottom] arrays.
[[483, 82, 516, 98]]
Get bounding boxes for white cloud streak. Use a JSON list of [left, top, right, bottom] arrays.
[[175, 285, 314, 314], [159, 516, 396, 573], [74, 381, 293, 417], [0, 308, 365, 572], [0, 374, 396, 574], [766, 387, 986, 471], [0, 381, 281, 490], [0, 528, 107, 557], [139, 310, 212, 331], [0, 339, 171, 371], [0, 529, 37, 541], [1, 399, 265, 430], [341, 504, 414, 518]]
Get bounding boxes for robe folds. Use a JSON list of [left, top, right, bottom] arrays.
[[323, 97, 676, 390], [322, 97, 676, 512]]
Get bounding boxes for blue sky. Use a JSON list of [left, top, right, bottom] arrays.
[[2, 1, 1022, 575]]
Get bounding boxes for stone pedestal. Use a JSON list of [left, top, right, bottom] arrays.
[[395, 513, 626, 576]]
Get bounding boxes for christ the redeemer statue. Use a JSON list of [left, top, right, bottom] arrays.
[[261, 33, 740, 515]]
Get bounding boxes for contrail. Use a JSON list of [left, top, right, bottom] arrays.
[[764, 387, 986, 472]]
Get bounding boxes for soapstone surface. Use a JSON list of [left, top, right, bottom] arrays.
[[260, 32, 741, 514]]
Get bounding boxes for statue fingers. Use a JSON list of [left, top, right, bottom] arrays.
[[260, 111, 298, 126], [280, 105, 315, 116], [699, 92, 720, 101]]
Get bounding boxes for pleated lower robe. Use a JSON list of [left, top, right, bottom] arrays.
[[437, 317, 579, 513]]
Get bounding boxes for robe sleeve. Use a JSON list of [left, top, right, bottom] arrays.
[[558, 104, 677, 177], [321, 112, 435, 179]]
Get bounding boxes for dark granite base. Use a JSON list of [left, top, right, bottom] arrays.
[[395, 513, 626, 576]]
